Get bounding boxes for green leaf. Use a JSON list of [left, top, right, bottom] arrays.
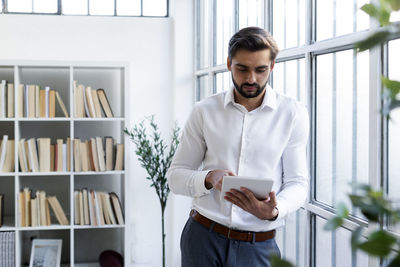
[[388, 254, 400, 267], [357, 230, 397, 257], [351, 227, 363, 251], [382, 77, 400, 99], [337, 202, 350, 217], [270, 255, 295, 267], [361, 3, 378, 17], [388, 0, 400, 11], [356, 30, 391, 52], [324, 216, 344, 231]]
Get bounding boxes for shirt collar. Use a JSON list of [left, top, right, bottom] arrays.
[[223, 84, 277, 110]]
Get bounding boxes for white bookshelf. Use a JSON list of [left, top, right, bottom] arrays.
[[0, 61, 128, 267]]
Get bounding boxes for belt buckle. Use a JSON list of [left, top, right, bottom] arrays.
[[227, 228, 232, 239]]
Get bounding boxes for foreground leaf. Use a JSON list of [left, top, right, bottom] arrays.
[[271, 255, 295, 267], [324, 216, 344, 231], [357, 230, 396, 257], [356, 30, 391, 52]]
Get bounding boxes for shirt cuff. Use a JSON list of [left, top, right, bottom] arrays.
[[193, 170, 212, 197], [275, 203, 287, 220]]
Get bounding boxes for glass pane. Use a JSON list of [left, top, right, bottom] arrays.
[[276, 209, 307, 266], [34, 0, 57, 13], [62, 0, 88, 15], [238, 0, 263, 29], [316, 0, 369, 41], [215, 0, 234, 65], [272, 58, 306, 105], [143, 0, 167, 16], [117, 0, 141, 16], [391, 11, 400, 22], [8, 0, 33, 12], [273, 0, 305, 49], [89, 0, 114, 15], [196, 75, 210, 101], [316, 50, 369, 213], [197, 0, 210, 69], [316, 216, 368, 267], [215, 71, 232, 94], [388, 39, 400, 234], [0, 1, 3, 12]]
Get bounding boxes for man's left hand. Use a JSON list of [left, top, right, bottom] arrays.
[[224, 188, 278, 220]]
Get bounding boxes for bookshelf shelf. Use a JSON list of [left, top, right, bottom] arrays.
[[0, 61, 127, 267]]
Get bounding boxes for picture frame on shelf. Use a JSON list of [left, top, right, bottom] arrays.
[[29, 239, 62, 267]]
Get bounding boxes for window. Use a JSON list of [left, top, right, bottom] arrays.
[[2, 0, 168, 16], [195, 0, 397, 266]]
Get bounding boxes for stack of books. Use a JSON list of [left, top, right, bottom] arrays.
[[0, 232, 15, 267], [73, 137, 124, 172], [0, 80, 15, 118], [74, 81, 114, 118], [18, 137, 71, 172], [0, 135, 15, 173], [17, 84, 68, 118], [18, 188, 69, 227], [74, 189, 124, 226]]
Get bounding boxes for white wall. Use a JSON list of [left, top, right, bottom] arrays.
[[0, 13, 186, 267]]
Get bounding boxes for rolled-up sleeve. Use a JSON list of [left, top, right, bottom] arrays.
[[275, 105, 310, 219], [167, 104, 211, 198]]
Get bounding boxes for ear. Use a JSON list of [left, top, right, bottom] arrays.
[[227, 57, 232, 71], [270, 60, 275, 71]]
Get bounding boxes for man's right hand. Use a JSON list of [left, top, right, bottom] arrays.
[[205, 169, 236, 191]]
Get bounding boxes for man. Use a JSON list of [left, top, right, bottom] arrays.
[[167, 26, 309, 267]]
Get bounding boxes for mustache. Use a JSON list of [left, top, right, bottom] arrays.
[[242, 83, 260, 88]]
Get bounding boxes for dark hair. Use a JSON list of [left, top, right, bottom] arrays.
[[228, 27, 279, 63]]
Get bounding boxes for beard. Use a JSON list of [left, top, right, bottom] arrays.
[[232, 75, 268, 99]]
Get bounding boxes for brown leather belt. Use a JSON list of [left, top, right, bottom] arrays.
[[190, 210, 276, 242]]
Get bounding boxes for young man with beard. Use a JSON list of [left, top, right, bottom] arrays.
[[167, 26, 309, 267]]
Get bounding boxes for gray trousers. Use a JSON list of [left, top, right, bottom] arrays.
[[181, 216, 281, 267]]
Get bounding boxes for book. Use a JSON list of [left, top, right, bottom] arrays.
[[45, 86, 50, 117], [97, 89, 114, 118], [91, 89, 103, 118], [87, 140, 95, 171], [79, 191, 84, 226], [31, 198, 38, 227], [27, 138, 39, 172], [38, 138, 51, 172], [85, 86, 95, 118], [110, 192, 124, 225], [2, 140, 14, 172], [56, 91, 69, 117], [24, 188, 31, 227], [104, 193, 116, 224], [39, 191, 47, 226], [28, 85, 35, 118], [50, 144, 55, 172], [18, 84, 24, 118], [49, 90, 56, 118], [45, 198, 51, 226], [18, 191, 26, 227], [56, 139, 63, 172], [82, 188, 89, 225], [0, 135, 9, 172], [47, 196, 69, 225], [35, 85, 40, 118], [74, 82, 85, 118], [94, 191, 104, 225], [7, 83, 14, 118], [67, 137, 71, 171], [24, 141, 31, 171], [18, 139, 28, 172], [90, 138, 99, 172], [39, 89, 46, 117], [74, 190, 80, 225], [100, 192, 111, 225], [0, 80, 6, 118], [105, 137, 113, 171], [80, 142, 89, 172], [96, 137, 106, 172], [88, 190, 96, 226], [114, 143, 124, 171], [62, 143, 67, 172], [74, 139, 81, 172]]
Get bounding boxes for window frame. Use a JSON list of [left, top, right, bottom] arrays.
[[195, 0, 400, 266], [0, 0, 169, 17]]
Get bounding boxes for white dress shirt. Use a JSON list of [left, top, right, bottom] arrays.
[[167, 85, 309, 232]]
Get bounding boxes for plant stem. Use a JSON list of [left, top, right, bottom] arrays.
[[162, 207, 165, 267]]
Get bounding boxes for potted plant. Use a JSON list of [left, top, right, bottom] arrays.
[[124, 116, 180, 267]]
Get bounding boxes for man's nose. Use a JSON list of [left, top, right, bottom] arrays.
[[246, 71, 256, 84]]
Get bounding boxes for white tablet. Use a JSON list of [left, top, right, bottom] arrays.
[[221, 176, 274, 200]]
